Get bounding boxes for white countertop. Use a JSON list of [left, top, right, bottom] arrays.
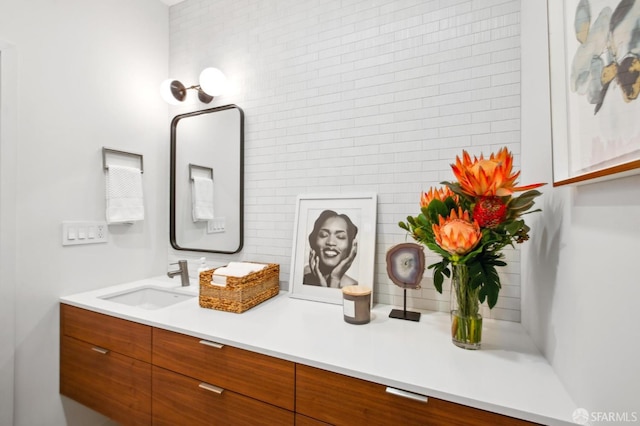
[[60, 276, 577, 425]]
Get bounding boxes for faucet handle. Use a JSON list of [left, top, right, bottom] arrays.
[[167, 260, 190, 286]]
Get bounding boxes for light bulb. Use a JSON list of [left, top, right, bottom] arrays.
[[199, 68, 226, 97]]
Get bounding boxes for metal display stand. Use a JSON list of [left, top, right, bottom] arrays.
[[388, 287, 421, 322]]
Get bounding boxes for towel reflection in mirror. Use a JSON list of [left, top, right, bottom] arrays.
[[191, 176, 214, 222], [303, 210, 358, 288]]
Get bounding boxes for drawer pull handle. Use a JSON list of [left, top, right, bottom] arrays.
[[199, 339, 224, 349], [385, 387, 429, 403], [198, 382, 224, 395], [91, 346, 109, 355]]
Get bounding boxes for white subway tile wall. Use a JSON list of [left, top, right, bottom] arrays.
[[168, 0, 522, 322]]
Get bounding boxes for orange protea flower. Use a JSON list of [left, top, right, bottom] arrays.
[[432, 208, 481, 255], [420, 186, 457, 208], [451, 148, 544, 197]]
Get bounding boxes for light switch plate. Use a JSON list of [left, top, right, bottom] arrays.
[[62, 221, 108, 246], [207, 217, 225, 234]]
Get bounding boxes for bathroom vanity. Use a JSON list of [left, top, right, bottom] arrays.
[[60, 304, 294, 425], [60, 277, 576, 425]]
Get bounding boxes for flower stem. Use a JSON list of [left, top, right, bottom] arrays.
[[451, 263, 482, 348]]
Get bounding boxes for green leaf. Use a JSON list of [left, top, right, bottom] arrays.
[[416, 214, 430, 227], [427, 260, 450, 294], [442, 181, 465, 198], [427, 199, 449, 221], [509, 190, 542, 211], [509, 201, 535, 212], [481, 280, 500, 309], [466, 255, 504, 309], [505, 219, 524, 235], [433, 269, 443, 292], [425, 242, 450, 258], [514, 189, 542, 201], [444, 196, 458, 212], [520, 208, 542, 216]]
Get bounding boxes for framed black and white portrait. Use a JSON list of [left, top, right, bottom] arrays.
[[289, 193, 377, 304]]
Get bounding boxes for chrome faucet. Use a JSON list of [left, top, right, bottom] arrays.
[[167, 260, 190, 286]]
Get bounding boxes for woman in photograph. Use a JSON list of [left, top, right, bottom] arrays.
[[304, 209, 358, 288]]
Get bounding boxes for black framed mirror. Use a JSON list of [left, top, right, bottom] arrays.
[[170, 104, 244, 253]]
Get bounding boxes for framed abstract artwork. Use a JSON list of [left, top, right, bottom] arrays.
[[288, 193, 377, 305], [548, 0, 640, 186]]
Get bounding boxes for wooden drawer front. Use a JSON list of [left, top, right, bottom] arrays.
[[60, 335, 151, 426], [152, 328, 295, 410], [296, 365, 537, 426], [152, 365, 294, 426], [61, 304, 151, 362]]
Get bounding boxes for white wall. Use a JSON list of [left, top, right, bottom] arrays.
[[521, 0, 640, 418], [168, 0, 526, 322], [0, 40, 19, 426], [0, 1, 170, 425]]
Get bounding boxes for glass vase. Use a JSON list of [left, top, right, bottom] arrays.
[[450, 263, 482, 350]]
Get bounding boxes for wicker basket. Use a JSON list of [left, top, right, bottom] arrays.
[[199, 263, 280, 313]]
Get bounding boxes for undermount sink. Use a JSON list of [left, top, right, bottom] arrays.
[[100, 286, 196, 310]]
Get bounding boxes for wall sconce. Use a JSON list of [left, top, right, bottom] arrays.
[[161, 67, 227, 105]]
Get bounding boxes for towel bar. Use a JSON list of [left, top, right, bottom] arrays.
[[102, 147, 144, 173], [189, 163, 213, 181]]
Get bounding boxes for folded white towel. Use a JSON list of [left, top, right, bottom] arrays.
[[191, 176, 215, 222], [212, 262, 267, 286], [227, 262, 267, 272], [105, 165, 144, 224]]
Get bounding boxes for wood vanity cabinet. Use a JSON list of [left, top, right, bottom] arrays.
[[60, 305, 295, 425], [152, 365, 294, 426], [295, 413, 332, 426], [60, 305, 537, 426], [296, 364, 538, 426], [60, 305, 152, 426], [151, 328, 295, 425]]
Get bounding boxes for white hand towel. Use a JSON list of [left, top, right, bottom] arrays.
[[105, 165, 144, 224], [212, 262, 267, 286], [227, 262, 267, 274], [191, 176, 215, 222]]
